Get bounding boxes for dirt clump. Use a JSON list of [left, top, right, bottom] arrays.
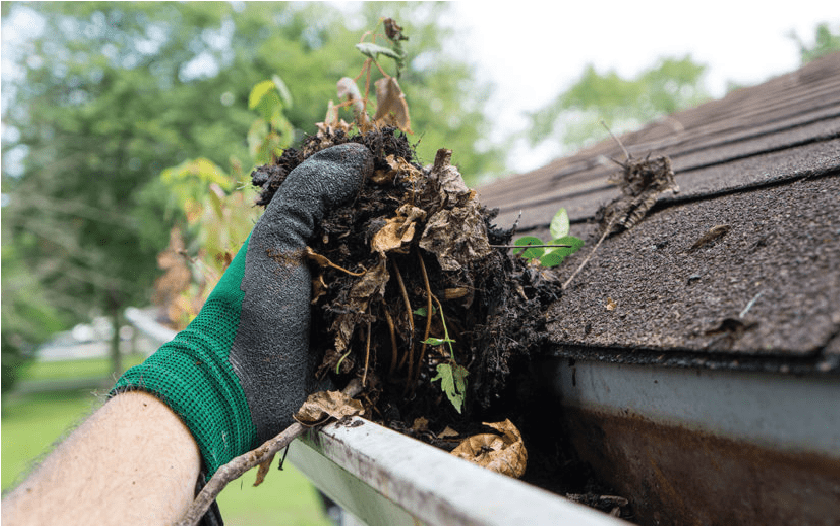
[[251, 127, 632, 518], [252, 127, 559, 426]]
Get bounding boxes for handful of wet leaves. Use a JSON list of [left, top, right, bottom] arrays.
[[251, 127, 558, 478]]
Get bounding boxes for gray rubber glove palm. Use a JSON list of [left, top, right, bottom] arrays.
[[114, 143, 373, 476]]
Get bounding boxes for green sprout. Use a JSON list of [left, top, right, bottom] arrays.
[[414, 304, 468, 413], [512, 207, 585, 267]]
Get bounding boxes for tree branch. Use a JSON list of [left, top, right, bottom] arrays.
[[178, 379, 363, 525]]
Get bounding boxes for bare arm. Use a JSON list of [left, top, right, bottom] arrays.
[[1, 391, 201, 525]]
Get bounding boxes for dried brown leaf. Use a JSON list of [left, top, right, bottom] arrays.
[[412, 417, 429, 432], [253, 454, 274, 487], [331, 256, 389, 353], [601, 154, 678, 234], [373, 77, 412, 134], [438, 426, 460, 439], [337, 77, 371, 132], [420, 202, 491, 272], [311, 274, 328, 305], [450, 419, 528, 479], [293, 389, 365, 426], [371, 204, 426, 255]]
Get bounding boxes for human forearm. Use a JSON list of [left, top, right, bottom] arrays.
[[1, 391, 201, 525]]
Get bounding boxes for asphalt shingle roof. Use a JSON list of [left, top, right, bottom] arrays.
[[477, 52, 840, 373]]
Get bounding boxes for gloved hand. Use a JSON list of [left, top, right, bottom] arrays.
[[114, 143, 373, 477]]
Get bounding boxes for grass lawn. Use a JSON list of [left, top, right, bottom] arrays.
[[22, 353, 147, 382], [2, 363, 331, 525]]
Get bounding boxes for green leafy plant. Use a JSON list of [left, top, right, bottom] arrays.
[[512, 208, 585, 267], [414, 304, 468, 413], [248, 75, 295, 165]]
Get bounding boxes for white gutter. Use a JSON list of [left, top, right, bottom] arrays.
[[288, 416, 625, 525], [125, 309, 623, 524]]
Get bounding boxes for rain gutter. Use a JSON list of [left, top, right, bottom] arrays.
[[544, 357, 840, 524], [287, 416, 625, 525]]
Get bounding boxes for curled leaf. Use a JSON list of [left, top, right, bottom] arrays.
[[373, 77, 413, 134], [450, 419, 528, 479], [356, 42, 403, 61], [293, 389, 365, 426], [337, 77, 370, 130], [371, 204, 426, 255]]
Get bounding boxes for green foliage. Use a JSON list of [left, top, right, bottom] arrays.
[[790, 22, 840, 64], [419, 299, 466, 413], [248, 75, 295, 164], [529, 55, 709, 151], [431, 362, 469, 414], [512, 208, 585, 267], [1, 2, 502, 386]]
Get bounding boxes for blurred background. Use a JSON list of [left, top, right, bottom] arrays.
[[1, 1, 838, 524]]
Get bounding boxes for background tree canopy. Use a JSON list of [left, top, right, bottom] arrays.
[[0, 1, 502, 387]]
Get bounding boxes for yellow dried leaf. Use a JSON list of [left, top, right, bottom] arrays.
[[438, 426, 460, 439], [373, 77, 413, 134], [450, 419, 527, 478], [311, 274, 327, 305], [293, 389, 365, 426], [253, 454, 275, 487], [370, 205, 426, 255], [412, 417, 430, 432]]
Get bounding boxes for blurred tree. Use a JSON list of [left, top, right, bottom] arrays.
[[789, 22, 840, 64], [1, 2, 501, 385], [528, 55, 709, 152]]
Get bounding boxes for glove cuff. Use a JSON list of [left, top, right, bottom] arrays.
[[112, 243, 257, 477]]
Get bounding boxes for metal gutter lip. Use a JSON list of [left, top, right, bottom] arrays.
[[289, 416, 625, 526]]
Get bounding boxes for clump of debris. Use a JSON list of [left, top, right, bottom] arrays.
[[252, 125, 637, 518], [252, 127, 557, 424]]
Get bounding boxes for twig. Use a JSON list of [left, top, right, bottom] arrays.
[[562, 222, 613, 291], [362, 318, 372, 387], [412, 252, 434, 393], [602, 120, 629, 161], [306, 247, 366, 277], [382, 303, 399, 376], [391, 258, 414, 335], [739, 290, 765, 319], [179, 380, 363, 526], [391, 258, 414, 377]]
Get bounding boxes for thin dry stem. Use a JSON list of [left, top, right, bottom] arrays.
[[179, 379, 363, 526], [561, 223, 612, 290], [306, 247, 365, 276], [413, 251, 434, 392], [382, 302, 399, 376], [602, 120, 629, 161], [362, 318, 372, 387], [391, 258, 414, 378]]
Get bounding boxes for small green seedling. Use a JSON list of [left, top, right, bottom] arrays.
[[414, 304, 468, 413], [512, 207, 584, 267]]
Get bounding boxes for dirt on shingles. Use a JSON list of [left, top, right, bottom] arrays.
[[548, 174, 840, 365]]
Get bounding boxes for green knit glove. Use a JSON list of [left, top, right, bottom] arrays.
[[113, 144, 372, 477]]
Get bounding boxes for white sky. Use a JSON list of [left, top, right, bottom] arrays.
[[448, 0, 840, 173]]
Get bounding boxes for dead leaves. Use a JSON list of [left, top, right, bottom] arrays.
[[451, 419, 528, 479], [371, 204, 426, 255], [600, 154, 678, 235], [418, 149, 492, 272], [373, 77, 413, 134], [293, 389, 365, 426]]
